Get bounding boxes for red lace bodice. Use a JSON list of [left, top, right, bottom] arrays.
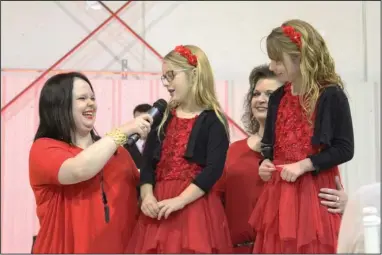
[[155, 111, 202, 182], [274, 83, 316, 163]]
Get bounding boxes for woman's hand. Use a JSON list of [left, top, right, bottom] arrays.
[[319, 176, 348, 213], [157, 196, 187, 220], [140, 193, 159, 218], [259, 159, 276, 182], [120, 113, 153, 138]]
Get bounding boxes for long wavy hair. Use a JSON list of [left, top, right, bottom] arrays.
[[157, 45, 229, 139], [266, 19, 344, 119], [242, 64, 277, 134]]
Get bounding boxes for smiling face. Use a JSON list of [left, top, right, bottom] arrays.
[[71, 78, 97, 135], [251, 78, 281, 122], [161, 61, 192, 104]]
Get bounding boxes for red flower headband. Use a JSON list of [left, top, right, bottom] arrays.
[[174, 45, 198, 67], [282, 25, 302, 49]]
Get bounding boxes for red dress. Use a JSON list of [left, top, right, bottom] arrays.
[[29, 138, 140, 253], [249, 83, 342, 253], [214, 139, 264, 253], [127, 113, 232, 254]]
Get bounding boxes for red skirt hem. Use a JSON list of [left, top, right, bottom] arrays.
[[248, 164, 341, 254], [126, 180, 233, 254]]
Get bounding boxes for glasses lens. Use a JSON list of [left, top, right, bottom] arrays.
[[167, 71, 175, 81], [161, 76, 168, 85]]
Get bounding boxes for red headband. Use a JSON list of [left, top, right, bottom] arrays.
[[174, 45, 198, 67], [282, 25, 302, 49]]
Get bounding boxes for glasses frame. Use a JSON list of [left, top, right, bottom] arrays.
[[160, 68, 191, 85]]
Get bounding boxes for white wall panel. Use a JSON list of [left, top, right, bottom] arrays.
[[1, 1, 108, 68], [365, 1, 381, 184], [2, 1, 374, 80]]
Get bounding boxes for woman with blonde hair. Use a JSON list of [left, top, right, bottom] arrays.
[[126, 45, 232, 253], [249, 19, 354, 253]]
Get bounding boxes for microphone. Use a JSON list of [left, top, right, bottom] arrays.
[[126, 99, 167, 146]]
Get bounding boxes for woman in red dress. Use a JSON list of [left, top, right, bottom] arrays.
[[215, 64, 281, 253], [126, 45, 232, 254], [29, 72, 152, 253], [250, 19, 354, 253]]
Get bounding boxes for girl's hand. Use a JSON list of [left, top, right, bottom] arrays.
[[157, 196, 186, 220], [277, 162, 305, 182], [140, 194, 159, 218], [259, 159, 276, 182]]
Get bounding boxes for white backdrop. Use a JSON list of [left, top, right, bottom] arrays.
[[1, 1, 381, 252]]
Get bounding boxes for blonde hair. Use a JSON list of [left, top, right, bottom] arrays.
[[266, 19, 344, 119], [157, 45, 229, 138]]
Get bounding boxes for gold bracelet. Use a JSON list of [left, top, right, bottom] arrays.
[[105, 128, 128, 146]]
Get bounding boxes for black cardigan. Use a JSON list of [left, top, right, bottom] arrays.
[[140, 110, 230, 192], [123, 143, 144, 169], [261, 84, 354, 174]]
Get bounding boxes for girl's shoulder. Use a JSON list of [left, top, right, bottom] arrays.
[[319, 84, 348, 103], [320, 84, 346, 95]]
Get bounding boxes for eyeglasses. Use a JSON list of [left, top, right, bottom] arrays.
[[160, 69, 189, 85]]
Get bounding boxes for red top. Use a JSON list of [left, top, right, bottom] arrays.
[[274, 83, 316, 162], [155, 113, 201, 182], [29, 138, 140, 253], [214, 139, 264, 245]]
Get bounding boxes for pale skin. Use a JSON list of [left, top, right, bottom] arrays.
[[140, 62, 205, 220], [259, 54, 348, 213], [57, 78, 153, 185], [133, 110, 149, 147], [247, 78, 282, 150]]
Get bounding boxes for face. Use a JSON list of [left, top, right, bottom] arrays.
[[161, 62, 192, 103], [251, 78, 281, 122], [269, 53, 301, 83], [72, 78, 97, 134]]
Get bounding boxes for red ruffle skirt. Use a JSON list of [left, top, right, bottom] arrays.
[[126, 179, 233, 254], [248, 160, 342, 253]]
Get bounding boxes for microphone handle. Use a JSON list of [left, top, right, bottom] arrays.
[[125, 106, 161, 147], [126, 133, 140, 146]]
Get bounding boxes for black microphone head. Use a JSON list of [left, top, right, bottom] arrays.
[[153, 99, 167, 114], [126, 99, 167, 147]]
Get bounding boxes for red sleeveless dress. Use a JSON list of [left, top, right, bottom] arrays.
[[126, 112, 232, 254], [249, 83, 342, 253]]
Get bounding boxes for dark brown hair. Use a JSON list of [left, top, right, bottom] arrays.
[[241, 64, 276, 134]]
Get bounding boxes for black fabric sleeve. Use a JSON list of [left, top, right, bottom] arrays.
[[260, 96, 276, 163], [308, 92, 354, 173], [139, 128, 157, 186], [192, 119, 229, 193]]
